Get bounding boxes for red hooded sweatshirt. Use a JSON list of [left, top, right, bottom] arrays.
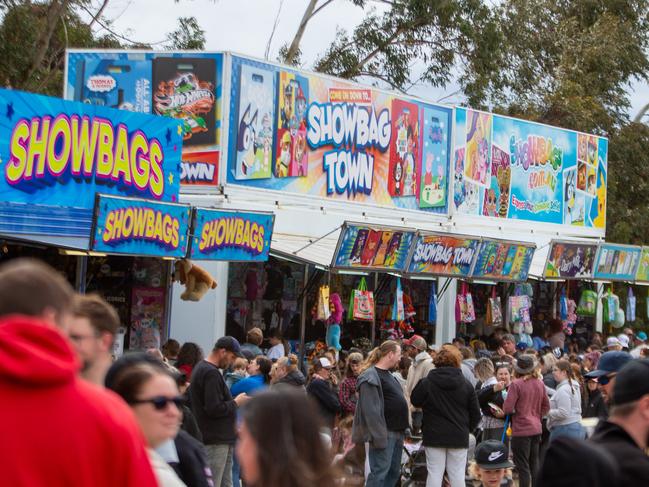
[[0, 315, 157, 487]]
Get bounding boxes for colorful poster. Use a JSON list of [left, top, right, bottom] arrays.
[[227, 55, 452, 213], [333, 223, 415, 271], [275, 71, 309, 178], [91, 195, 191, 258], [594, 243, 642, 281], [471, 240, 535, 282], [543, 241, 598, 279], [189, 209, 274, 261], [130, 287, 166, 350], [418, 105, 452, 208], [453, 108, 607, 233], [64, 50, 225, 188], [407, 234, 479, 277], [635, 247, 649, 282], [0, 88, 182, 237], [388, 99, 419, 197]]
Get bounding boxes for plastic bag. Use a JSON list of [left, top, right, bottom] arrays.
[[428, 282, 437, 323], [352, 278, 374, 321], [317, 285, 331, 320], [613, 308, 626, 328], [392, 278, 405, 321], [602, 288, 619, 323], [577, 290, 597, 316], [627, 287, 636, 322]]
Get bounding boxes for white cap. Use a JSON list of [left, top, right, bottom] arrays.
[[318, 357, 333, 369], [607, 336, 621, 348], [617, 334, 630, 348]]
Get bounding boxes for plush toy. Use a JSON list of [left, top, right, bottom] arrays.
[[174, 259, 217, 302], [326, 293, 344, 351]]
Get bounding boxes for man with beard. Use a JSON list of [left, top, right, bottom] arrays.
[[584, 351, 631, 407]]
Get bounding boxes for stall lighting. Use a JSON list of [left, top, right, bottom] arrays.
[[387, 272, 402, 278], [336, 269, 369, 276], [87, 252, 107, 257], [314, 265, 328, 271], [407, 275, 438, 281], [58, 249, 87, 256], [162, 257, 176, 261], [470, 279, 498, 286]]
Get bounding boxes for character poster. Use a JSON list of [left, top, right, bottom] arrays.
[[419, 106, 452, 208], [233, 64, 275, 180], [543, 241, 598, 279], [472, 240, 535, 282], [482, 145, 510, 218], [130, 287, 166, 350], [334, 224, 415, 271], [388, 99, 419, 197], [635, 247, 649, 282], [463, 110, 492, 187], [594, 244, 642, 281], [275, 71, 309, 178]]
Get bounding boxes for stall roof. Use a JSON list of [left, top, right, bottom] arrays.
[[0, 233, 90, 251], [270, 230, 341, 269]]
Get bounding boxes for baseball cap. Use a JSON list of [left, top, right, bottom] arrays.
[[606, 336, 621, 349], [474, 440, 514, 470], [612, 359, 649, 406], [637, 331, 647, 342], [215, 336, 244, 357], [317, 357, 333, 369], [516, 342, 527, 351], [617, 334, 630, 349], [405, 335, 428, 351], [584, 351, 632, 379]]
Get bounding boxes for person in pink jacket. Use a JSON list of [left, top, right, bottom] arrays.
[[503, 354, 550, 487]]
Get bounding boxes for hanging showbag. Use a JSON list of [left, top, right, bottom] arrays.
[[351, 277, 375, 321], [613, 308, 626, 328], [392, 278, 405, 322], [559, 290, 568, 321], [456, 282, 475, 323], [487, 287, 503, 326], [627, 287, 636, 322], [316, 285, 331, 321], [577, 289, 598, 317], [428, 282, 437, 323], [602, 288, 619, 323]]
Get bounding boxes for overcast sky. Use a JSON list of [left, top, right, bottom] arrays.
[[89, 0, 649, 121]]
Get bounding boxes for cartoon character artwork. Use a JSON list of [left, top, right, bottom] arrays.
[[563, 168, 577, 225], [464, 110, 492, 187], [388, 99, 419, 197], [495, 166, 511, 219], [275, 71, 309, 178], [483, 145, 510, 218], [592, 172, 607, 228], [234, 64, 275, 180], [483, 189, 498, 217], [577, 161, 587, 192], [418, 106, 450, 208], [577, 133, 588, 162], [360, 230, 382, 266], [383, 233, 403, 268], [586, 164, 597, 195], [373, 231, 394, 267], [349, 229, 369, 266], [453, 148, 467, 211], [152, 57, 216, 146], [587, 136, 598, 166]]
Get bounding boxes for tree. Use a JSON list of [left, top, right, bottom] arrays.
[[165, 16, 205, 50]]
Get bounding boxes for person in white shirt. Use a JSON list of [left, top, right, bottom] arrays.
[[547, 359, 585, 441], [266, 328, 288, 361]]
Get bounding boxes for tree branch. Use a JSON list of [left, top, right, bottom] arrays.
[[89, 0, 110, 28], [285, 0, 319, 64], [25, 0, 69, 82]]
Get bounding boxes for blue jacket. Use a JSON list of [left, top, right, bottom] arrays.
[[230, 374, 266, 396]]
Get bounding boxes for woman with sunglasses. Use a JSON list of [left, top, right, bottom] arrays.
[[109, 361, 187, 487]]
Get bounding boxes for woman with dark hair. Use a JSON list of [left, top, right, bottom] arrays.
[[411, 345, 481, 487], [237, 389, 339, 487], [339, 351, 363, 416], [175, 342, 204, 379], [231, 356, 272, 396], [477, 360, 512, 443], [267, 328, 289, 361]]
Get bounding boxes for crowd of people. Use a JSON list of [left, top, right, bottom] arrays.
[[3, 257, 649, 486]]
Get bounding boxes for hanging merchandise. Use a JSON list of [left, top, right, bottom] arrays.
[[428, 282, 437, 323], [326, 293, 343, 351], [317, 285, 331, 321], [602, 288, 619, 323], [559, 290, 568, 321], [627, 287, 636, 322], [577, 289, 598, 317], [566, 299, 577, 326], [349, 278, 375, 322], [487, 287, 503, 326], [392, 278, 405, 322], [509, 285, 531, 334], [456, 282, 476, 323], [613, 308, 626, 328]]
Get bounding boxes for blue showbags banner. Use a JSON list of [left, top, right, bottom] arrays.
[[189, 208, 274, 261], [91, 194, 191, 258], [0, 88, 182, 236]]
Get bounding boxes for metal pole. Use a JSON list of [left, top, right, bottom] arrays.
[[371, 272, 378, 347], [298, 264, 309, 370], [75, 256, 87, 293]]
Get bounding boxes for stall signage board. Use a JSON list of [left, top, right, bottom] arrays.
[[189, 208, 274, 261], [227, 55, 453, 214], [471, 240, 535, 282], [593, 243, 642, 281], [333, 223, 415, 272], [543, 241, 598, 279], [0, 88, 182, 237], [453, 108, 607, 234], [635, 247, 649, 282], [407, 234, 479, 277], [91, 194, 191, 258]]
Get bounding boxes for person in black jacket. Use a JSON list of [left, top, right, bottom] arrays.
[[477, 362, 511, 443], [307, 357, 342, 433], [411, 345, 481, 487], [582, 378, 607, 419], [171, 430, 214, 487]]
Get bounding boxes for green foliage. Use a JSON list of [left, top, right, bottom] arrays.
[[165, 16, 205, 50]]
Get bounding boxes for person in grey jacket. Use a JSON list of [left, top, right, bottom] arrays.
[[352, 340, 408, 487], [547, 359, 585, 440]]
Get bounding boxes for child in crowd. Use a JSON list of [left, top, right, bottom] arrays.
[[225, 357, 248, 389]]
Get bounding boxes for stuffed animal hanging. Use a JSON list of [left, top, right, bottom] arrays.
[[174, 259, 217, 302], [326, 293, 343, 351]]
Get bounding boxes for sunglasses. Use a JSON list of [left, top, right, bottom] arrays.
[[597, 373, 616, 386], [131, 396, 184, 410]]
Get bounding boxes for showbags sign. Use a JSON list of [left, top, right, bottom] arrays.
[[543, 241, 598, 279], [91, 194, 191, 258], [189, 208, 274, 261], [0, 88, 182, 236], [227, 55, 453, 214], [406, 234, 480, 277], [333, 222, 415, 272]]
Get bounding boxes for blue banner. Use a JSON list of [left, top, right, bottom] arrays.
[[0, 88, 182, 236], [471, 240, 535, 282], [593, 243, 642, 281], [189, 208, 274, 261], [91, 195, 191, 257]]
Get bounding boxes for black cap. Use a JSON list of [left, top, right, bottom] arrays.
[[584, 351, 631, 379], [215, 336, 244, 358], [612, 358, 649, 406], [474, 440, 514, 470]]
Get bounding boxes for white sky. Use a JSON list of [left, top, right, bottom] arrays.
[[88, 0, 649, 121]]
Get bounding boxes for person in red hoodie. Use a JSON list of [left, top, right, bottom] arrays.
[[0, 258, 157, 487]]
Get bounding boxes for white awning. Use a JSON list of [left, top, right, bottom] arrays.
[[270, 230, 341, 268]]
